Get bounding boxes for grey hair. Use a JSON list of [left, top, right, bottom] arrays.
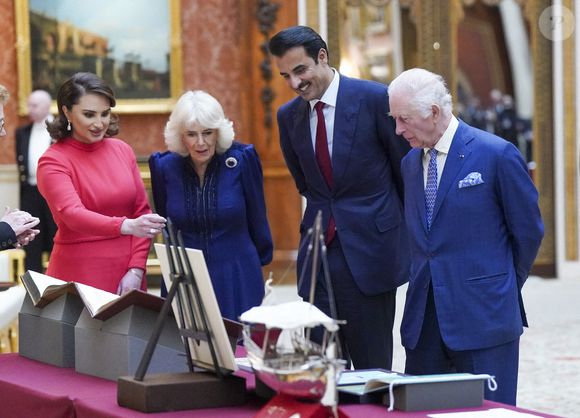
[[388, 68, 453, 118], [0, 84, 9, 105], [164, 90, 234, 156]]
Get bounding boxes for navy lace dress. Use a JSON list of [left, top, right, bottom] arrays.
[[149, 142, 273, 320]]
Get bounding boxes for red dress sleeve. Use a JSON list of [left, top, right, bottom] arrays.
[[125, 147, 153, 269]]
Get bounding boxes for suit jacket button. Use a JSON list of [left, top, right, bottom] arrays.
[[18, 155, 23, 161]]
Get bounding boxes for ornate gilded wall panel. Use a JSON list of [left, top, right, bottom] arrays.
[[403, 0, 463, 101], [331, 0, 402, 83], [562, 0, 578, 261], [522, 1, 555, 275]]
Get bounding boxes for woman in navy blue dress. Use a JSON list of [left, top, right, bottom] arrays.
[[149, 90, 273, 320]]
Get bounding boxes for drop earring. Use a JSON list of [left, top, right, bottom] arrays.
[[67, 120, 71, 131]]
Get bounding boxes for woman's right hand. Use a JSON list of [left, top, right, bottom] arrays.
[[121, 213, 166, 238], [16, 228, 40, 248]]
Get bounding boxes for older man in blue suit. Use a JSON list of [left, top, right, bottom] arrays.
[[269, 26, 410, 369], [388, 68, 544, 405]]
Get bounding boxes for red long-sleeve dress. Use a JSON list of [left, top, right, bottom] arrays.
[[37, 137, 151, 293]]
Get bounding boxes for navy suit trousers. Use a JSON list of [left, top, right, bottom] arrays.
[[312, 235, 396, 370], [405, 283, 520, 405], [20, 183, 56, 272]]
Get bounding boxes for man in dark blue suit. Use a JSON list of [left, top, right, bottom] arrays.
[[388, 68, 544, 405], [269, 26, 410, 369], [0, 84, 40, 250], [15, 90, 57, 272]]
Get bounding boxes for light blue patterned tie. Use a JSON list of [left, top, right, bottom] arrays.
[[425, 148, 438, 230]]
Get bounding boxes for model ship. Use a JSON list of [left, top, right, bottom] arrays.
[[241, 300, 342, 401], [240, 212, 345, 414]]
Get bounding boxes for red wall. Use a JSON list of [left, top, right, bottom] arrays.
[[0, 0, 249, 162]]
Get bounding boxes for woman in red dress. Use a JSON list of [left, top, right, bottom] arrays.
[[38, 73, 165, 294]]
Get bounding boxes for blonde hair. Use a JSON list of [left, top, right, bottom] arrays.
[[0, 84, 9, 105], [164, 90, 234, 156]]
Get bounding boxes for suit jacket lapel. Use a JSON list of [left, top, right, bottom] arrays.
[[430, 122, 473, 226], [332, 77, 359, 187], [409, 149, 429, 233], [291, 100, 329, 191]]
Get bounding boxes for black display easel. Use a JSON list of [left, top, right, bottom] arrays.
[[117, 219, 245, 413], [254, 211, 346, 416], [298, 211, 343, 359]]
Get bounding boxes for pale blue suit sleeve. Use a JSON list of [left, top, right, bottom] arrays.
[[496, 143, 544, 289]]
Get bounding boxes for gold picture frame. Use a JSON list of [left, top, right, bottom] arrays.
[[14, 0, 183, 115]]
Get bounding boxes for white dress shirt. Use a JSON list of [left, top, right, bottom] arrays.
[[309, 69, 340, 156], [422, 116, 459, 188], [27, 116, 53, 186]]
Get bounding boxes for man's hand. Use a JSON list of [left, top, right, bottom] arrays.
[[1, 207, 40, 236]]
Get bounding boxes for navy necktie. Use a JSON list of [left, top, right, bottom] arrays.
[[314, 101, 335, 245], [425, 148, 438, 230]]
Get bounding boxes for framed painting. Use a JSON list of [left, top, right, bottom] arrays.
[[14, 0, 183, 114]]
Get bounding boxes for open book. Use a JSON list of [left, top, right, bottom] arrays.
[[338, 369, 489, 396], [21, 270, 164, 321], [339, 369, 492, 412], [338, 369, 404, 395]]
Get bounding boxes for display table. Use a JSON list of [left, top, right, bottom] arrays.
[[0, 354, 560, 417]]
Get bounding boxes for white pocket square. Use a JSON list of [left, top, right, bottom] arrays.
[[458, 172, 484, 188]]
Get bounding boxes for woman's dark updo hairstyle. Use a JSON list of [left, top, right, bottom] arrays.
[[47, 72, 119, 140]]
